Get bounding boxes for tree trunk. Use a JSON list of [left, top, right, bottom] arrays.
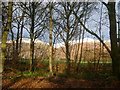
[[19, 11, 25, 58], [15, 23, 20, 60], [107, 2, 120, 78], [65, 41, 70, 74], [49, 4, 53, 75], [30, 36, 34, 72], [29, 2, 35, 72], [10, 29, 15, 60], [76, 28, 84, 72], [1, 2, 13, 72], [19, 20, 24, 57], [97, 4, 103, 69]]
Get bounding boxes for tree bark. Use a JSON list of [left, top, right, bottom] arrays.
[[30, 36, 34, 72], [19, 10, 25, 59], [19, 20, 24, 57], [76, 28, 84, 72], [10, 29, 15, 60], [1, 2, 13, 72], [65, 40, 70, 74], [107, 2, 120, 78], [49, 4, 53, 75], [29, 2, 35, 72], [15, 22, 20, 60]]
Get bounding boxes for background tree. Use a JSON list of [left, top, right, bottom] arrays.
[[53, 2, 79, 74], [20, 2, 47, 72], [10, 3, 25, 61]]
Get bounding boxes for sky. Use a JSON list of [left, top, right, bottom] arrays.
[[3, 1, 120, 43], [19, 2, 111, 43]]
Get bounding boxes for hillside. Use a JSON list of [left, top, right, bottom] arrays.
[[0, 38, 111, 62], [0, 38, 110, 61], [0, 38, 49, 61], [54, 38, 111, 63]]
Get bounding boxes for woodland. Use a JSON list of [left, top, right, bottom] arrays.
[[1, 0, 120, 88]]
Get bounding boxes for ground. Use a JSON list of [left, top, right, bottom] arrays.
[[2, 61, 120, 89], [2, 74, 120, 88]]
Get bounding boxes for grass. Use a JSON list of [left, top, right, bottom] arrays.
[[57, 71, 97, 80], [56, 68, 113, 81], [80, 61, 111, 64], [22, 72, 40, 78], [4, 76, 13, 79], [55, 60, 65, 64], [17, 71, 50, 78], [4, 58, 113, 81], [18, 58, 111, 65], [19, 59, 29, 64]]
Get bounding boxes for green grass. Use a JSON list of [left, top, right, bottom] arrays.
[[18, 58, 111, 65], [38, 60, 49, 65], [17, 70, 50, 78], [22, 72, 40, 78], [19, 59, 29, 64], [4, 76, 13, 79], [80, 61, 111, 64], [55, 60, 65, 64]]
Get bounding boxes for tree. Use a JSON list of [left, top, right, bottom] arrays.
[[20, 2, 47, 72], [54, 2, 79, 74], [49, 3, 53, 75], [75, 2, 92, 72], [106, 2, 120, 78], [73, 1, 120, 78], [11, 3, 25, 61], [53, 2, 89, 74], [1, 2, 13, 72]]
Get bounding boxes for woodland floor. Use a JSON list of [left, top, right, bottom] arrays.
[[2, 74, 120, 89], [2, 61, 120, 89]]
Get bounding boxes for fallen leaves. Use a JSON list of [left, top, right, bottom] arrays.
[[2, 75, 120, 88]]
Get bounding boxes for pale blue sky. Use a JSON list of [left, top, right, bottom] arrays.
[[7, 1, 120, 43]]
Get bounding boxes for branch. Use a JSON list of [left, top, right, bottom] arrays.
[[73, 10, 111, 55], [99, 0, 108, 7], [79, 20, 111, 54]]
